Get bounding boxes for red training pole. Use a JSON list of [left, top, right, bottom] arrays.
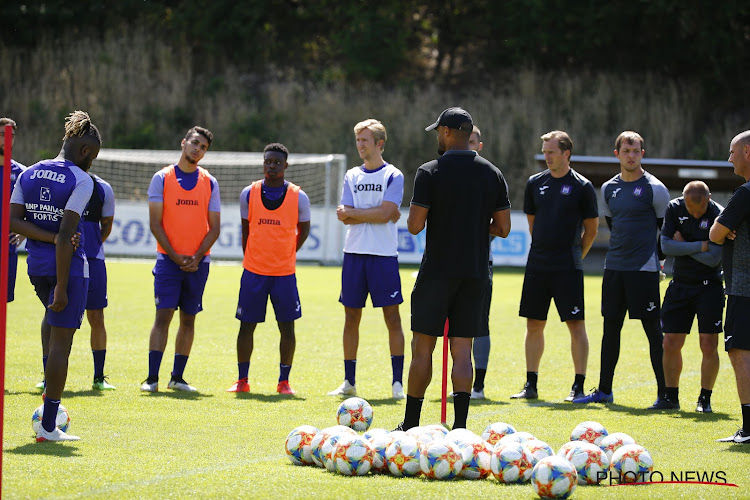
[[440, 319, 449, 426], [0, 124, 13, 494]]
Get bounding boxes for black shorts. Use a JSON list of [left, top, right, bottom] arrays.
[[519, 269, 585, 322], [725, 295, 750, 351], [601, 269, 661, 319], [661, 280, 724, 334], [411, 275, 488, 338]]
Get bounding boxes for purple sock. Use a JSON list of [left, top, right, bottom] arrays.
[[42, 399, 61, 432], [279, 363, 291, 382], [391, 355, 404, 384], [238, 361, 250, 380], [344, 359, 357, 386], [92, 350, 106, 379], [148, 350, 163, 380], [172, 354, 189, 379]]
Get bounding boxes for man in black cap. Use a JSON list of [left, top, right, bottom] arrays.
[[397, 107, 511, 430]]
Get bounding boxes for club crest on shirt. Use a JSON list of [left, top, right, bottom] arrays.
[[633, 186, 643, 197], [700, 219, 709, 229], [40, 187, 51, 202], [560, 185, 572, 195]]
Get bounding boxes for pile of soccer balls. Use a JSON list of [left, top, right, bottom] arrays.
[[284, 398, 653, 499]]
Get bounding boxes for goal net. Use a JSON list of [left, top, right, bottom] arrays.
[[92, 149, 348, 263]]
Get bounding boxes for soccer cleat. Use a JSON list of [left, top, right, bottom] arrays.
[[470, 388, 485, 399], [226, 377, 250, 393], [36, 426, 81, 442], [35, 381, 45, 390], [392, 381, 405, 399], [140, 378, 158, 392], [277, 380, 296, 395], [696, 395, 713, 413], [92, 376, 116, 390], [564, 387, 585, 402], [572, 388, 613, 404], [327, 380, 356, 397], [510, 383, 538, 400], [392, 422, 405, 432], [647, 397, 680, 410], [168, 377, 197, 392], [716, 429, 750, 443]]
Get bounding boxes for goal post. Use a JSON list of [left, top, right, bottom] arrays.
[[93, 149, 348, 263]]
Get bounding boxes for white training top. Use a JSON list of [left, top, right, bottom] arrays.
[[340, 163, 404, 257]]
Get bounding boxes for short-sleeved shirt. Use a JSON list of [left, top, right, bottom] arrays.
[[10, 158, 94, 277], [4, 159, 27, 256], [341, 163, 403, 256], [524, 168, 598, 271], [239, 181, 311, 222], [601, 171, 670, 272], [716, 182, 750, 297], [411, 150, 510, 279], [661, 197, 722, 283], [82, 174, 115, 260], [147, 164, 221, 264]]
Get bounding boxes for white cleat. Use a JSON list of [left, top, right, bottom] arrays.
[[36, 427, 81, 442], [168, 378, 197, 392], [471, 388, 486, 400], [392, 381, 405, 399], [327, 380, 356, 397], [140, 380, 158, 392]]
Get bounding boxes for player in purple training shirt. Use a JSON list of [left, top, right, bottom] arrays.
[[10, 111, 101, 442], [0, 117, 27, 302]]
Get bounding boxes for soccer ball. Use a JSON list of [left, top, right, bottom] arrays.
[[481, 422, 517, 445], [284, 425, 319, 465], [565, 441, 610, 485], [385, 435, 422, 477], [310, 426, 355, 467], [570, 420, 608, 446], [369, 432, 395, 472], [406, 426, 438, 447], [497, 431, 536, 447], [525, 439, 554, 466], [31, 404, 70, 434], [599, 432, 636, 462], [556, 441, 579, 458], [336, 397, 373, 432], [531, 456, 578, 499], [424, 424, 449, 437], [444, 428, 480, 445], [363, 427, 389, 441], [458, 439, 493, 479], [610, 444, 653, 483], [491, 442, 534, 483], [321, 434, 353, 472], [333, 435, 375, 476], [419, 439, 463, 480]]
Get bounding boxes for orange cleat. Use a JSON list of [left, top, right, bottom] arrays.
[[226, 377, 250, 393], [277, 380, 296, 395]]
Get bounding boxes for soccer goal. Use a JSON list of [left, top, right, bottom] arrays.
[[93, 149, 348, 263]]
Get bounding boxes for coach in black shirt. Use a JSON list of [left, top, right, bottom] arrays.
[[398, 107, 511, 431]]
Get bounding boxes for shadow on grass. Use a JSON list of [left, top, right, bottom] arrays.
[[429, 397, 509, 407], [139, 391, 214, 401], [232, 393, 307, 402], [6, 442, 81, 457], [721, 443, 750, 454]]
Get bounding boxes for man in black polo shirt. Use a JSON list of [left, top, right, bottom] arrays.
[[661, 181, 723, 412], [397, 107, 511, 431], [710, 129, 750, 444], [511, 130, 598, 402]]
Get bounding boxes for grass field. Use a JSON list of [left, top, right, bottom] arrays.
[[2, 259, 748, 499]]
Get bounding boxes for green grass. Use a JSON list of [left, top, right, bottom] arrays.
[[3, 259, 748, 499]]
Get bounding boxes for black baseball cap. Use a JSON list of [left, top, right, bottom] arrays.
[[425, 107, 473, 132]]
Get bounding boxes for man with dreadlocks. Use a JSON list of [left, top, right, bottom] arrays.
[[10, 110, 100, 441]]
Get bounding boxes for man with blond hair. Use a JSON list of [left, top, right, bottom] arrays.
[[661, 181, 723, 412], [328, 119, 406, 399], [710, 130, 750, 443], [511, 130, 598, 402]]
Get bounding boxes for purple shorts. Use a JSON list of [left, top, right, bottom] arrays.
[[339, 253, 403, 308], [153, 256, 209, 315], [236, 269, 301, 323], [86, 258, 108, 310], [7, 246, 17, 303], [30, 275, 88, 329]]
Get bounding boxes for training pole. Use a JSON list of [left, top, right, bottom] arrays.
[[0, 125, 13, 494], [440, 319, 449, 426]]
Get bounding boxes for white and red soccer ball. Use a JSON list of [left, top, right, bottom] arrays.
[[336, 397, 373, 432], [531, 455, 578, 499]]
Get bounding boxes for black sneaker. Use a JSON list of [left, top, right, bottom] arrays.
[[564, 387, 585, 402], [696, 395, 713, 413], [392, 422, 405, 432], [647, 397, 680, 410], [717, 429, 750, 443], [510, 383, 538, 400]]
